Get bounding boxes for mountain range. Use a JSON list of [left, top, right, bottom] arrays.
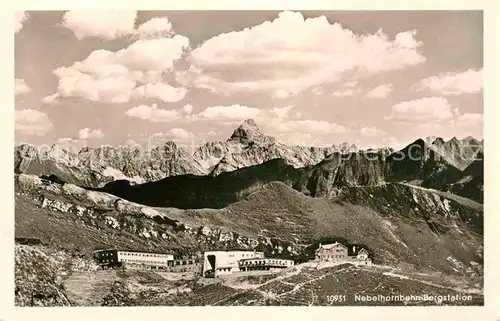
[[14, 119, 483, 205], [15, 119, 362, 188]]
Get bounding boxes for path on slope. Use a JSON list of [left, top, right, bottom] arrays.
[[399, 183, 483, 211]]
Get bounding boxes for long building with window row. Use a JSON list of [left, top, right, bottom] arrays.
[[93, 249, 201, 272]]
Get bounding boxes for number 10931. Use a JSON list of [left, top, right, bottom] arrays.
[[326, 295, 347, 303]]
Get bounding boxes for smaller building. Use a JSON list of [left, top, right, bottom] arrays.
[[347, 245, 372, 265], [315, 242, 372, 265]]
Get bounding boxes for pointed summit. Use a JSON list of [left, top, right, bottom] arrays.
[[432, 137, 445, 146], [228, 119, 275, 145]]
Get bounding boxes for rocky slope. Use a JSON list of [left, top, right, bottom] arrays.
[[16, 174, 482, 273], [15, 243, 97, 306], [95, 158, 307, 209], [444, 152, 484, 203]]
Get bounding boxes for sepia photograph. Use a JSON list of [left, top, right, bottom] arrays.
[[12, 8, 489, 310]]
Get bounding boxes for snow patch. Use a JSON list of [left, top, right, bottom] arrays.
[[103, 167, 145, 184], [140, 207, 162, 218]]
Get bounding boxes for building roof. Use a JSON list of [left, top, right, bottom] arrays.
[[94, 248, 175, 255], [239, 257, 292, 262], [204, 250, 264, 254], [317, 242, 348, 250], [348, 245, 368, 256]]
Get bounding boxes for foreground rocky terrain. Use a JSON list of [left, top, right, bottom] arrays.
[[16, 242, 482, 307]]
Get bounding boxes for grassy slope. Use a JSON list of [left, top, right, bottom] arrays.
[[172, 182, 482, 273]]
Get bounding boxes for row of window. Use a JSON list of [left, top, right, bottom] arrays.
[[217, 268, 232, 272], [322, 255, 346, 259], [119, 258, 198, 265], [122, 259, 169, 265], [227, 253, 264, 258], [120, 252, 171, 258], [175, 260, 195, 265], [240, 259, 293, 266]]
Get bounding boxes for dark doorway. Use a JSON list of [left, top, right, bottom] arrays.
[[207, 255, 216, 269]]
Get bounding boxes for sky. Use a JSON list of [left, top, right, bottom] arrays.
[[14, 10, 483, 151]]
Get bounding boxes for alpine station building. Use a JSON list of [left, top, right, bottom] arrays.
[[203, 250, 294, 278], [94, 249, 200, 272]]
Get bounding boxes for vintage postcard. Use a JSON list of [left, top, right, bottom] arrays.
[[3, 2, 500, 321]]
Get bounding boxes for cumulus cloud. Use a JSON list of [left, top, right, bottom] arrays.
[[330, 80, 362, 97], [366, 83, 393, 98], [132, 82, 187, 102], [311, 87, 323, 95], [125, 103, 182, 122], [135, 17, 173, 39], [47, 35, 190, 104], [15, 109, 53, 136], [386, 97, 455, 123], [61, 11, 138, 40], [15, 11, 28, 34], [57, 137, 75, 143], [195, 105, 261, 121], [381, 136, 406, 150], [386, 97, 483, 139], [178, 11, 425, 97], [260, 116, 348, 135], [332, 88, 359, 97], [270, 105, 293, 118], [61, 12, 175, 41], [360, 126, 387, 137], [454, 113, 483, 127], [15, 78, 31, 96], [77, 128, 104, 139], [181, 104, 193, 115], [149, 128, 194, 144], [416, 69, 482, 95], [275, 132, 327, 147], [165, 128, 194, 140], [42, 93, 61, 105]]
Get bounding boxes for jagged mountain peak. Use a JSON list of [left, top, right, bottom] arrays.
[[228, 119, 275, 145], [462, 136, 481, 146], [424, 136, 437, 145], [336, 142, 359, 153], [432, 137, 445, 146], [161, 141, 178, 150]]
